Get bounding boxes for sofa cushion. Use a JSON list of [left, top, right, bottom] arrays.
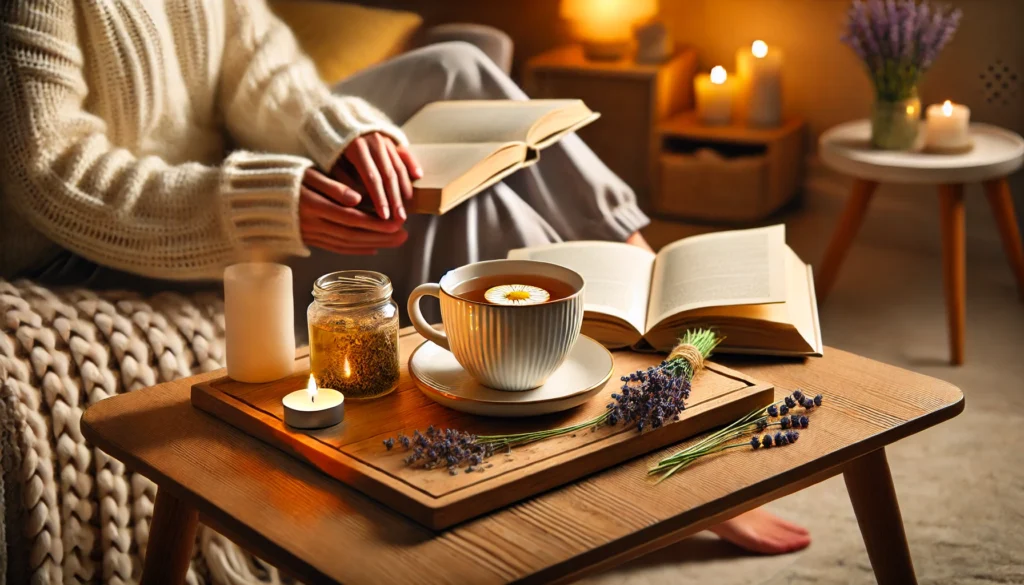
[[269, 1, 422, 85]]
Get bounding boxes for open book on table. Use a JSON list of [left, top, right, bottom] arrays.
[[401, 99, 599, 215], [508, 225, 823, 356]]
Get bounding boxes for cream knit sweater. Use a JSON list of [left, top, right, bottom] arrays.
[[0, 0, 407, 280]]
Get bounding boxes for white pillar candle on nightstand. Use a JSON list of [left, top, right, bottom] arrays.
[[736, 40, 783, 127], [925, 100, 972, 152], [224, 262, 296, 383], [695, 66, 736, 125]]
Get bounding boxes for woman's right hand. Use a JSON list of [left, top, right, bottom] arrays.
[[299, 168, 408, 255]]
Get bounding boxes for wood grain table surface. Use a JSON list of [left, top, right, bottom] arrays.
[[81, 331, 964, 585]]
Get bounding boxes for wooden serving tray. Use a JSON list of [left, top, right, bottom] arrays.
[[191, 329, 773, 529]]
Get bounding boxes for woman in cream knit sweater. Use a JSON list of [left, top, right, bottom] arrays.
[[0, 0, 810, 557]]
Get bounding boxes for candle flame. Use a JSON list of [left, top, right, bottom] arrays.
[[752, 40, 768, 58], [942, 100, 953, 116], [343, 357, 352, 378], [306, 374, 318, 402], [710, 66, 727, 84]]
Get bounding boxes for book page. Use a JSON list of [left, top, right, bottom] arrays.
[[408, 142, 525, 191], [401, 100, 584, 145], [507, 241, 655, 335], [645, 225, 788, 331]]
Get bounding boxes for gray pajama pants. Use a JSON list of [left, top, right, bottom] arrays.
[[290, 42, 649, 328]]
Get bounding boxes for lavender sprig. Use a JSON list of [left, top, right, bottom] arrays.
[[649, 390, 823, 481], [386, 329, 721, 474], [841, 0, 962, 101]]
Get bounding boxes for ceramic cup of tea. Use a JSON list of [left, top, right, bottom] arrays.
[[408, 259, 585, 391]]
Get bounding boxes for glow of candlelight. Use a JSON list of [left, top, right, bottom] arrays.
[[710, 66, 727, 84], [306, 374, 318, 402], [942, 100, 953, 116], [343, 356, 352, 378], [752, 40, 768, 59]]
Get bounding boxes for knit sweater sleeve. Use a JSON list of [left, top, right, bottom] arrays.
[[0, 2, 310, 280], [219, 0, 408, 171]]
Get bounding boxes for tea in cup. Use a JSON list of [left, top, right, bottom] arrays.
[[408, 260, 585, 391]]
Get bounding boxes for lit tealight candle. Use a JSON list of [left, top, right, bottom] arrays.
[[283, 374, 345, 429], [925, 100, 972, 153], [736, 40, 784, 127], [695, 66, 736, 125]]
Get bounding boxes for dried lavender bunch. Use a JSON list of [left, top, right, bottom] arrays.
[[841, 0, 962, 100], [384, 426, 496, 473], [386, 328, 721, 474], [649, 389, 823, 482]]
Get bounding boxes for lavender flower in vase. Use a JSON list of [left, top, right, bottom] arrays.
[[841, 0, 962, 150]]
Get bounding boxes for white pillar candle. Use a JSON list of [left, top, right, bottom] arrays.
[[736, 40, 783, 128], [282, 374, 345, 429], [695, 66, 736, 125], [224, 262, 296, 383], [925, 100, 972, 152]]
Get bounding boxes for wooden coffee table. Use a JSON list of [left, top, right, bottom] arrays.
[[81, 331, 963, 585]]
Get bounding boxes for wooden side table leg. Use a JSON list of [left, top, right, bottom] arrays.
[[843, 448, 918, 585], [939, 184, 966, 365], [141, 488, 199, 585], [983, 178, 1024, 299], [816, 179, 878, 302]]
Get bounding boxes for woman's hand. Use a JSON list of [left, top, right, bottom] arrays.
[[299, 168, 408, 255], [334, 132, 423, 222]]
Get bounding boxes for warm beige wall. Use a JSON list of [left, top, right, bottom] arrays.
[[659, 0, 1024, 138], [365, 0, 1023, 139]]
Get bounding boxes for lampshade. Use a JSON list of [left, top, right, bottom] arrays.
[[560, 0, 657, 24], [561, 0, 658, 59]]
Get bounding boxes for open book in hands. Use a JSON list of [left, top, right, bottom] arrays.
[[508, 225, 823, 356], [401, 99, 599, 214]]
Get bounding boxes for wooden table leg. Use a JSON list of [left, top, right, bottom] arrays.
[[816, 178, 878, 302], [939, 184, 966, 365], [983, 178, 1024, 300], [141, 488, 199, 585], [844, 448, 918, 585]]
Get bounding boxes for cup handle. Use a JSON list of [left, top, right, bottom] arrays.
[[408, 283, 450, 351]]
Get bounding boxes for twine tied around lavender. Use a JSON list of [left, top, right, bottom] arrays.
[[667, 342, 706, 377], [384, 328, 722, 474]]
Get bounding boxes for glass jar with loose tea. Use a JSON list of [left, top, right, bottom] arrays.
[[307, 271, 400, 400]]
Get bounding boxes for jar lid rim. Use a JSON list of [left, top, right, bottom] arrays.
[[312, 270, 392, 305]]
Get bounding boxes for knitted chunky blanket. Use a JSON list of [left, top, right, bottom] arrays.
[[0, 280, 284, 585]]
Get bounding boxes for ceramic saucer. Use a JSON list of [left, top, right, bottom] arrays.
[[409, 335, 613, 417]]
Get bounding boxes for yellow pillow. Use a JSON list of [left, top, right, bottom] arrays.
[[269, 1, 422, 84]]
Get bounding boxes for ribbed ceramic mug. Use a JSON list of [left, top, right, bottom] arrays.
[[408, 259, 585, 391]]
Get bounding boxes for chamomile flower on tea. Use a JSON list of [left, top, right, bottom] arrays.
[[484, 284, 551, 306]]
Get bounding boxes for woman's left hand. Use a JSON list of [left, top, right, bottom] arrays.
[[334, 132, 423, 222]]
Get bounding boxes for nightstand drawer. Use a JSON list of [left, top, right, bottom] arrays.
[[657, 151, 769, 221]]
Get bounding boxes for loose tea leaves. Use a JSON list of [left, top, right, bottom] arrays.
[[309, 314, 400, 399]]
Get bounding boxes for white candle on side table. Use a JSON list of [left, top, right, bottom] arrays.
[[224, 262, 296, 383], [695, 66, 736, 125], [283, 375, 345, 429], [736, 40, 783, 127], [925, 100, 972, 153]]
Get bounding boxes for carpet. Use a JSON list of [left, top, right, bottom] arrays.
[[584, 175, 1024, 584]]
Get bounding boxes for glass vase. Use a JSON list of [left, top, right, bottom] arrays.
[[871, 92, 922, 151]]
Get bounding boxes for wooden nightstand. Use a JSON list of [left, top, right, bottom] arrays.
[[654, 112, 806, 222], [524, 45, 697, 209]]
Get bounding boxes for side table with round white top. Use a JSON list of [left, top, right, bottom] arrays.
[[818, 120, 1024, 365]]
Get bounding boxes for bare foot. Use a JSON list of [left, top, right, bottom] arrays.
[[708, 509, 811, 555], [625, 231, 653, 252]]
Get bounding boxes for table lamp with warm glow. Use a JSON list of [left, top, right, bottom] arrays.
[[561, 0, 658, 60]]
